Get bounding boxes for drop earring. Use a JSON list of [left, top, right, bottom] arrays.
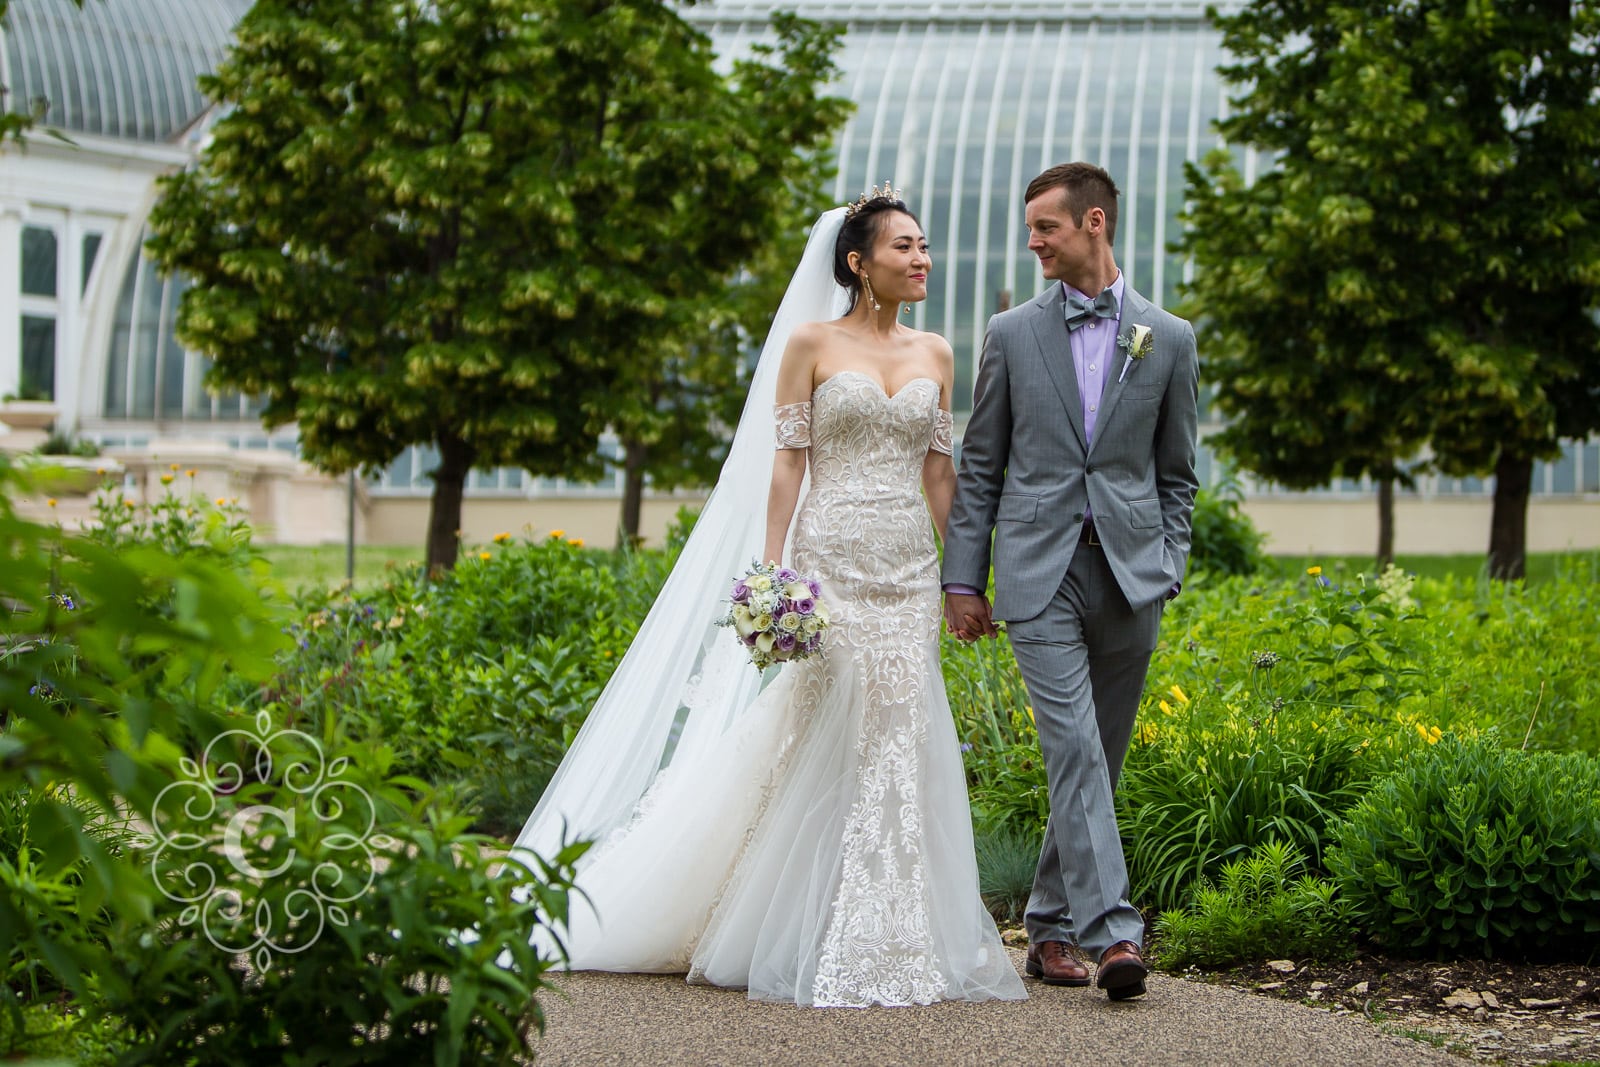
[[862, 273, 881, 313]]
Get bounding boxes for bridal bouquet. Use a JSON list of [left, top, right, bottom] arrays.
[[719, 561, 830, 671]]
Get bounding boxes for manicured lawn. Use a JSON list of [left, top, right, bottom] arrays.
[[257, 543, 423, 592], [1266, 550, 1598, 585]]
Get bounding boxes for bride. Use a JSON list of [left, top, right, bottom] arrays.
[[509, 189, 1026, 1007]]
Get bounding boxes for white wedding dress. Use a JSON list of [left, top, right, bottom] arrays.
[[509, 207, 1023, 1007], [542, 371, 1024, 1007]]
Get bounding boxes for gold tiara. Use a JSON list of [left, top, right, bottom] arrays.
[[845, 181, 903, 218]]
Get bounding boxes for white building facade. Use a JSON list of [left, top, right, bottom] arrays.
[[2, 0, 1594, 552]]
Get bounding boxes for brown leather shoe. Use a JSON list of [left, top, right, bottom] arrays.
[[1024, 940, 1091, 986], [1096, 940, 1149, 1000]]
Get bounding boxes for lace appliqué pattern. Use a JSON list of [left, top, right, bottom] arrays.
[[774, 401, 812, 450], [792, 372, 950, 1006]]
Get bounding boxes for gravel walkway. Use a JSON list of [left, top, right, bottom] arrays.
[[532, 948, 1459, 1066]]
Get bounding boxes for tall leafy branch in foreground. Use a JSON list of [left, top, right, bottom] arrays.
[[148, 0, 849, 570]]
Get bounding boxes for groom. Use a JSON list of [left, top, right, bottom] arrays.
[[942, 163, 1199, 1000]]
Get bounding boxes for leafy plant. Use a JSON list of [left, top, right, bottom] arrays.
[[1187, 475, 1268, 578], [1152, 840, 1354, 969], [1327, 734, 1600, 959], [100, 755, 588, 1066], [974, 822, 1042, 926]]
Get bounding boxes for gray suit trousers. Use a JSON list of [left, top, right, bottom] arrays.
[[1007, 534, 1160, 956]]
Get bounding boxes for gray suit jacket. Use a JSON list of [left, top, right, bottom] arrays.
[[942, 282, 1200, 621]]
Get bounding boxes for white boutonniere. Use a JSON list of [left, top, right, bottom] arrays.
[[1116, 324, 1153, 383]]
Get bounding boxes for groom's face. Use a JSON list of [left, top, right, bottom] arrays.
[[1025, 188, 1097, 283]]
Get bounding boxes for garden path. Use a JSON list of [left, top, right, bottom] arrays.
[[530, 947, 1460, 1066]]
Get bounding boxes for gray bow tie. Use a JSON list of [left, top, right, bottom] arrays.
[[1063, 287, 1119, 331]]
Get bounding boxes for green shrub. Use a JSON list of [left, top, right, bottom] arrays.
[[1187, 476, 1268, 577], [102, 757, 587, 1065], [1117, 700, 1378, 912], [1327, 734, 1600, 959], [974, 822, 1041, 926], [1152, 840, 1354, 969], [0, 1000, 128, 1064]]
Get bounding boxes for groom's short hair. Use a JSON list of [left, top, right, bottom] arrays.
[[1026, 163, 1120, 246]]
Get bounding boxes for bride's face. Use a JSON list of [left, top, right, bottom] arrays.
[[857, 212, 931, 306]]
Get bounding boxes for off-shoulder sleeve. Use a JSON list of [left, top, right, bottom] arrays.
[[930, 408, 954, 456], [775, 401, 812, 450]]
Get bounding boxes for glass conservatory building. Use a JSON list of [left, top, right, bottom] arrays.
[[1, 0, 1594, 550]]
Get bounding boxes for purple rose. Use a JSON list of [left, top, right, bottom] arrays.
[[773, 600, 789, 617], [776, 633, 797, 652], [806, 578, 821, 597], [776, 567, 798, 584], [795, 597, 815, 615], [731, 580, 750, 603]]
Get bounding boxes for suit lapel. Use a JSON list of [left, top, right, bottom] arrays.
[[1089, 285, 1156, 458], [1027, 287, 1088, 452]]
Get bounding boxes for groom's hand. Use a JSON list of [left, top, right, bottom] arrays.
[[944, 592, 998, 641]]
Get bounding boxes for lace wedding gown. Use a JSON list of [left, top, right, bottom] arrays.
[[549, 370, 1025, 1007]]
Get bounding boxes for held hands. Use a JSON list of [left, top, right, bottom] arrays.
[[943, 592, 999, 642]]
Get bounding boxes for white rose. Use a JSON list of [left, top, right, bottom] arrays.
[[748, 575, 772, 592], [754, 612, 774, 632], [778, 612, 802, 633]]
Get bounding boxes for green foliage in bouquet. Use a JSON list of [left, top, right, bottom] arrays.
[[1152, 840, 1354, 969], [1327, 734, 1600, 959]]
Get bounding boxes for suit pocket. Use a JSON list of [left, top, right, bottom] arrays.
[[1128, 497, 1162, 529], [997, 494, 1038, 523]]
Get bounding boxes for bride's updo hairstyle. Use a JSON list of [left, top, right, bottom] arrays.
[[834, 183, 919, 313]]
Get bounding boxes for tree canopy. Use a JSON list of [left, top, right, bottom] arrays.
[[148, 0, 848, 570], [1179, 0, 1600, 576]]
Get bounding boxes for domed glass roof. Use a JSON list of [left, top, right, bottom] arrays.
[[1, 0, 250, 142]]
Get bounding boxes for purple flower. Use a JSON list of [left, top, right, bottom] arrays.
[[773, 601, 789, 618], [776, 633, 797, 652], [743, 632, 758, 647], [795, 597, 815, 615], [960, 742, 974, 753], [806, 579, 821, 597], [776, 568, 798, 584], [731, 580, 750, 604]]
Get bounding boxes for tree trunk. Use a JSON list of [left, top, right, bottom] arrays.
[[618, 438, 648, 549], [1487, 452, 1532, 582], [426, 433, 473, 575], [1375, 476, 1395, 570]]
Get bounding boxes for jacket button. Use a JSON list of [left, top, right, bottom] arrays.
[[1072, 511, 1084, 524], [1085, 465, 1095, 475]]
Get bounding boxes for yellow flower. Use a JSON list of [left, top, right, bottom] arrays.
[[160, 473, 174, 485], [479, 551, 492, 561], [169, 463, 181, 472], [1307, 565, 1322, 577], [186, 469, 196, 478], [1158, 700, 1174, 716], [1026, 705, 1035, 724], [96, 467, 107, 475], [548, 529, 565, 539], [567, 537, 584, 547], [1415, 723, 1442, 744], [46, 498, 56, 508], [123, 499, 135, 509], [386, 614, 404, 629], [1169, 684, 1190, 705], [215, 497, 227, 506], [493, 532, 511, 544]]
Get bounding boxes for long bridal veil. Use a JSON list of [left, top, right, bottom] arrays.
[[509, 208, 850, 868]]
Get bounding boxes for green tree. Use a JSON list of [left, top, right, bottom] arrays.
[[1180, 0, 1600, 578], [147, 0, 848, 572]]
